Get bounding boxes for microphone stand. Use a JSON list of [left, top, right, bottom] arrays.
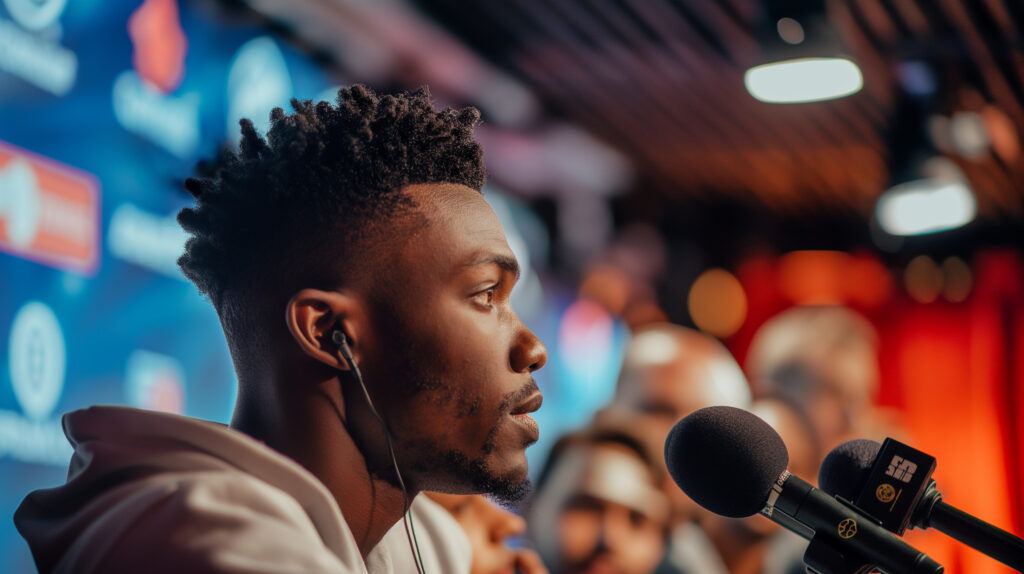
[[803, 535, 877, 574], [914, 484, 1024, 572]]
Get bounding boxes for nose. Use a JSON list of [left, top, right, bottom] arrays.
[[511, 324, 547, 373]]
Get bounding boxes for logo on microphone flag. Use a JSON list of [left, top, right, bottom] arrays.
[[875, 483, 897, 504], [885, 455, 918, 483]]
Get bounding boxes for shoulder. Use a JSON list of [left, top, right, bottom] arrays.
[[83, 469, 364, 573]]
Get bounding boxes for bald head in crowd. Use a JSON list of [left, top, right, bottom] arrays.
[[746, 305, 879, 410], [745, 305, 890, 453], [612, 323, 751, 420], [602, 323, 751, 526]]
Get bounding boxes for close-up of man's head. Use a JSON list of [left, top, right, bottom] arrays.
[[176, 85, 546, 500]]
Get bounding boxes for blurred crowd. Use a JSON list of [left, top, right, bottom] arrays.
[[424, 304, 905, 574]]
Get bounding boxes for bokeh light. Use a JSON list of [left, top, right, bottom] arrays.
[[687, 268, 747, 338]]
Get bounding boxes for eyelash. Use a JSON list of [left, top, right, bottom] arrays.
[[476, 286, 498, 307]]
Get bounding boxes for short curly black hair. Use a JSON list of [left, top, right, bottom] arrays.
[[177, 84, 486, 310]]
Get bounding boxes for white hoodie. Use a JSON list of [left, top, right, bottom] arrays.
[[14, 406, 470, 574]]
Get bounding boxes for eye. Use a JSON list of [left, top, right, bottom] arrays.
[[474, 286, 497, 308], [629, 510, 648, 528]]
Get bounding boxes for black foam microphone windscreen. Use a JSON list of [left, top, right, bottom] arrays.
[[818, 438, 880, 500], [663, 405, 789, 518]]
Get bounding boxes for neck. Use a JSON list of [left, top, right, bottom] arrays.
[[231, 369, 413, 559]]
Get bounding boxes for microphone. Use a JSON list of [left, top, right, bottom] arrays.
[[820, 438, 1024, 572], [664, 406, 943, 574]]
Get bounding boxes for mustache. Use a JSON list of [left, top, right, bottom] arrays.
[[499, 378, 540, 414]]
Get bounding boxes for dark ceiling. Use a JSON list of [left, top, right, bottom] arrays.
[[411, 0, 1024, 257]]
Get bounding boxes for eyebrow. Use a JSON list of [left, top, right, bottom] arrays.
[[464, 252, 521, 281]]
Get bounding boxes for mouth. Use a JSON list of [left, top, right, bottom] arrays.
[[509, 390, 543, 416], [509, 389, 542, 442]]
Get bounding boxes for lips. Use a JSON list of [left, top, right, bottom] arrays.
[[509, 391, 543, 416]]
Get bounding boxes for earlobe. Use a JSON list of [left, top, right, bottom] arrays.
[[285, 288, 360, 371]]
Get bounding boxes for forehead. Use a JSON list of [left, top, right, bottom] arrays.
[[551, 443, 668, 521], [407, 182, 500, 229], [617, 336, 750, 416], [401, 182, 513, 267]]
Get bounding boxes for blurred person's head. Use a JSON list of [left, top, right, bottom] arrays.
[[607, 323, 750, 524], [613, 324, 751, 421], [527, 422, 670, 574], [758, 362, 851, 458], [427, 492, 544, 574], [746, 305, 879, 413]]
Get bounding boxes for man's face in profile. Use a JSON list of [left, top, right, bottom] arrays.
[[356, 182, 547, 501]]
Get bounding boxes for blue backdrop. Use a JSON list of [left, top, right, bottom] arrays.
[[0, 1, 336, 570]]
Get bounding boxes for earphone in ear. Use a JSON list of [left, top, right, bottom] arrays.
[[331, 328, 349, 352], [331, 328, 357, 371], [327, 324, 427, 573]]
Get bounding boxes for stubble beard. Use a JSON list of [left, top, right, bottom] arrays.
[[368, 314, 536, 504]]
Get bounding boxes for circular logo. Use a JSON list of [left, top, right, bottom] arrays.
[[876, 483, 897, 504], [0, 158, 42, 248], [837, 518, 858, 539], [2, 0, 68, 31], [8, 301, 66, 421]]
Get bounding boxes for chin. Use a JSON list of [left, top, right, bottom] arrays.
[[487, 448, 530, 483]]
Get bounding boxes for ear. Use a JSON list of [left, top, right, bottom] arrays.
[[285, 288, 363, 371]]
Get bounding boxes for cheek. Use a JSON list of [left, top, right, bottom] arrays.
[[558, 510, 601, 562], [423, 301, 508, 378], [623, 523, 665, 572]]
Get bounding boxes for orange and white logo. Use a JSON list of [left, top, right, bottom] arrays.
[[0, 140, 100, 274]]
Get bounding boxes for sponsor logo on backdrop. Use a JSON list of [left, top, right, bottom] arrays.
[[227, 36, 293, 145], [0, 300, 73, 465], [0, 0, 77, 95], [0, 140, 100, 274], [113, 71, 200, 159], [112, 0, 200, 159], [107, 203, 188, 279], [128, 0, 186, 93], [125, 350, 185, 414], [3, 0, 66, 30]]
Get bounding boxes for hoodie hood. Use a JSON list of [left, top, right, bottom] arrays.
[[14, 405, 357, 573]]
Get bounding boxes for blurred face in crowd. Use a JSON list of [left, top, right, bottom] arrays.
[[428, 493, 532, 574], [529, 441, 669, 574], [610, 326, 750, 524], [613, 327, 749, 423]]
